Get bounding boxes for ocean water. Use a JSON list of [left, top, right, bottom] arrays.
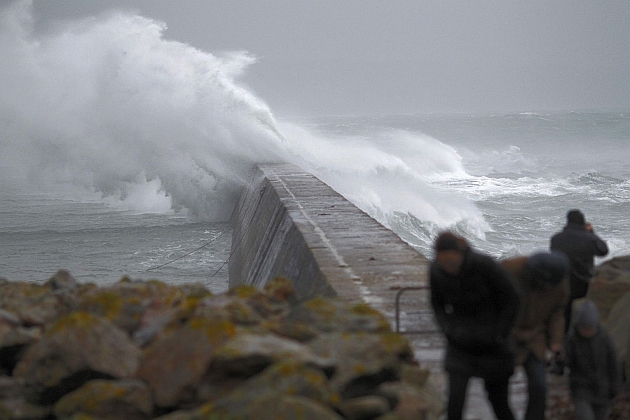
[[298, 112, 630, 261], [0, 182, 232, 291], [1, 3, 629, 288]]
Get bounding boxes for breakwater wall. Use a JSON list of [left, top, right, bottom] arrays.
[[229, 163, 429, 317]]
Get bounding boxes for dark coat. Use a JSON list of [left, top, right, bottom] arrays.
[[502, 256, 569, 364], [550, 223, 608, 287], [430, 248, 521, 379], [565, 327, 622, 404]]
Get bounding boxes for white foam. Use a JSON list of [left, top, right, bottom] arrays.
[[0, 1, 288, 221], [0, 2, 490, 240]]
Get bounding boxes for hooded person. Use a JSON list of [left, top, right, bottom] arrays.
[[430, 231, 521, 420], [501, 251, 570, 420], [550, 210, 608, 331], [565, 300, 622, 420]]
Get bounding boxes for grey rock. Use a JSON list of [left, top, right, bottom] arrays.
[[13, 312, 140, 404], [53, 379, 153, 420], [339, 395, 391, 420]]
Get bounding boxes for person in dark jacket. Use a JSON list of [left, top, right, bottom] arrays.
[[565, 300, 621, 420], [550, 209, 608, 332], [502, 251, 569, 420], [430, 231, 521, 420]]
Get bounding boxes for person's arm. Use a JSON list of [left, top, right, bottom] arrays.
[[586, 224, 609, 256], [488, 259, 521, 340], [593, 234, 609, 257]]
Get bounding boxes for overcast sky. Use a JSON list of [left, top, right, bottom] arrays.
[[22, 1, 630, 116]]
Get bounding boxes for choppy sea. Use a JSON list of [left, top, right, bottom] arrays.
[[2, 111, 628, 290], [1, 4, 629, 289]]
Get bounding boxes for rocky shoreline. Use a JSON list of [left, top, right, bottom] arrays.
[[1, 256, 629, 420], [543, 255, 630, 420], [0, 272, 442, 420], [585, 256, 630, 420]]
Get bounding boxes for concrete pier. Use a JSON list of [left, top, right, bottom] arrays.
[[229, 163, 568, 419], [229, 163, 429, 312]]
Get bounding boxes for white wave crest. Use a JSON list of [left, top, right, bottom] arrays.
[[0, 1, 490, 241]]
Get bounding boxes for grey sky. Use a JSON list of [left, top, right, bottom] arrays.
[[27, 1, 630, 116]]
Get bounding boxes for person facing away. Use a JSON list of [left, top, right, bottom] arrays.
[[502, 251, 570, 420], [429, 231, 521, 420], [565, 300, 622, 420], [550, 209, 608, 332]]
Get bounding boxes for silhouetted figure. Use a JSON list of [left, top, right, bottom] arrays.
[[550, 210, 608, 332], [502, 251, 569, 420], [430, 232, 521, 420], [565, 300, 622, 420]]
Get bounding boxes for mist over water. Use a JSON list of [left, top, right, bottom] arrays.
[[1, 1, 289, 221], [2, 2, 628, 286], [0, 1, 485, 234]]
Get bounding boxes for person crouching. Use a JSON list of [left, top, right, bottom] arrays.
[[502, 251, 570, 420]]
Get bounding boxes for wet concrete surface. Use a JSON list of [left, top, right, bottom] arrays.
[[396, 288, 572, 420], [233, 164, 571, 420]]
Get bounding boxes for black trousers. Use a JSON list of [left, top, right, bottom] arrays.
[[447, 372, 515, 420]]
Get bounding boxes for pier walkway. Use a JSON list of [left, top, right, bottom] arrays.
[[230, 163, 570, 420]]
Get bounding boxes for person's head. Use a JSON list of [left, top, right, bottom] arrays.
[[567, 209, 586, 226], [433, 231, 469, 276], [525, 251, 569, 289], [576, 299, 600, 338]]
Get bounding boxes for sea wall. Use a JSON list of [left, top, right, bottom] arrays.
[[228, 163, 429, 314]]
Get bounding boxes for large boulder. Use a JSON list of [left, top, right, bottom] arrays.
[[77, 278, 205, 334], [135, 317, 236, 408], [378, 381, 444, 420], [0, 282, 68, 327], [308, 331, 414, 398], [197, 333, 335, 401], [53, 379, 153, 420], [13, 311, 140, 404], [602, 293, 630, 382], [155, 395, 344, 420], [0, 375, 48, 419], [192, 294, 263, 326], [224, 394, 345, 420], [277, 297, 392, 342], [212, 333, 334, 376], [203, 361, 338, 418], [0, 312, 41, 375], [0, 398, 50, 420], [589, 257, 630, 321], [589, 256, 630, 383], [44, 269, 79, 291]]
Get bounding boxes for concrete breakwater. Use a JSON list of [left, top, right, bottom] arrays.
[[0, 163, 445, 419], [226, 163, 630, 419], [229, 163, 430, 314]]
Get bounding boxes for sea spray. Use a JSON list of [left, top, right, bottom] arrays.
[[0, 1, 489, 243], [0, 0, 289, 221], [279, 122, 490, 251]]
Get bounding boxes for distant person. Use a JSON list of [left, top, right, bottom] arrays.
[[565, 300, 622, 420], [550, 209, 608, 332], [429, 231, 521, 420], [502, 251, 569, 420]]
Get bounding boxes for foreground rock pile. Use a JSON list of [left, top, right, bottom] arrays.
[[0, 271, 442, 420], [590, 255, 630, 382], [589, 256, 630, 419], [547, 255, 630, 420]]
